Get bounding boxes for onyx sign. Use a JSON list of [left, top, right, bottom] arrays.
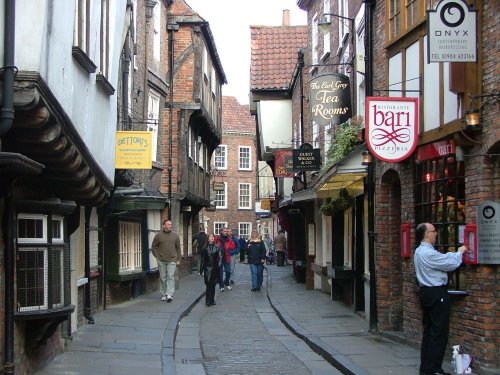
[[309, 73, 352, 126]]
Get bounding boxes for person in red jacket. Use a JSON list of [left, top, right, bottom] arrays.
[[215, 227, 238, 292]]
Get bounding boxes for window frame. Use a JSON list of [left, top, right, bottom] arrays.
[[74, 0, 90, 54], [17, 214, 48, 244], [153, 3, 161, 61], [100, 0, 110, 77], [215, 182, 228, 209], [16, 213, 68, 313], [415, 154, 466, 290], [238, 183, 252, 210], [118, 221, 143, 272], [238, 146, 252, 171], [238, 222, 252, 240], [214, 222, 228, 237], [147, 91, 160, 162], [386, 0, 429, 43], [214, 145, 227, 170]]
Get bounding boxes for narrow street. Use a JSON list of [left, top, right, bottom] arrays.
[[174, 265, 340, 375]]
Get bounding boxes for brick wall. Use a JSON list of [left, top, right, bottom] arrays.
[[371, 1, 500, 370], [205, 132, 257, 235]]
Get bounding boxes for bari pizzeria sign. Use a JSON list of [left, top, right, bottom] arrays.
[[365, 97, 419, 163]]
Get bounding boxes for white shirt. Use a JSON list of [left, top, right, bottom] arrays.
[[414, 242, 463, 287]]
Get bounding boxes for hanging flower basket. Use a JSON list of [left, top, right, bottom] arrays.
[[320, 189, 355, 216]]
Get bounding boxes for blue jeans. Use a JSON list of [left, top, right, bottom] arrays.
[[250, 264, 264, 289], [219, 262, 231, 288]]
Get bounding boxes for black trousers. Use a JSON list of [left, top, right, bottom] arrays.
[[204, 267, 218, 305], [419, 285, 450, 373]]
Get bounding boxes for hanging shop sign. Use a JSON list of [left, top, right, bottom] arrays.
[[293, 143, 321, 171], [212, 182, 225, 191], [115, 131, 152, 169], [427, 0, 477, 63], [477, 201, 500, 264], [309, 73, 352, 126], [274, 150, 294, 178], [365, 97, 419, 163]]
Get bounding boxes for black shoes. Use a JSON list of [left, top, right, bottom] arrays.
[[257, 287, 261, 291], [420, 370, 451, 375], [206, 301, 216, 306], [251, 288, 257, 291]]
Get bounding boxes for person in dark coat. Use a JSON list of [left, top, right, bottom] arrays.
[[247, 229, 267, 291], [199, 233, 222, 306], [238, 236, 248, 263]]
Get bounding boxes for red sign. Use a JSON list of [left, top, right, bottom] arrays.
[[365, 97, 419, 162], [416, 139, 456, 162], [274, 150, 294, 178]]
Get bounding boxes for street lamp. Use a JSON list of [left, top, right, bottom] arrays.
[[318, 14, 354, 35], [145, 0, 158, 19]]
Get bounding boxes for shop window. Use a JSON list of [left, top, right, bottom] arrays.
[[416, 155, 466, 289], [119, 221, 142, 272], [16, 214, 70, 313]]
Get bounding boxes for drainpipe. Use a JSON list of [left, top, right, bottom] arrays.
[[122, 27, 131, 129], [2, 2, 16, 373], [84, 207, 94, 323], [167, 18, 178, 219], [364, 0, 377, 333], [0, 0, 16, 142], [3, 192, 15, 374], [298, 49, 306, 190]]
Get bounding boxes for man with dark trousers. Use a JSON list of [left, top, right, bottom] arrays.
[[414, 222, 467, 375]]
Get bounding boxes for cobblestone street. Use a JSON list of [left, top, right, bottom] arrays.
[[175, 265, 340, 375]]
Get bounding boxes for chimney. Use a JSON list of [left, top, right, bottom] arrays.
[[282, 9, 290, 27]]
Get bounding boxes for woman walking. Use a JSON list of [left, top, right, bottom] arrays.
[[200, 233, 222, 306], [247, 230, 266, 291]]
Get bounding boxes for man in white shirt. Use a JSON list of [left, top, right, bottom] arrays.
[[414, 222, 467, 375]]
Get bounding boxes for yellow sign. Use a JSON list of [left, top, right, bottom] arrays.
[[115, 131, 152, 169], [261, 199, 271, 210]]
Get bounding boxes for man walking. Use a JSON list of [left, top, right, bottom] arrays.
[[215, 227, 237, 291], [152, 219, 181, 302], [274, 229, 287, 266], [414, 222, 467, 375]]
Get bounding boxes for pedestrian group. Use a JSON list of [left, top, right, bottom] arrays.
[[153, 220, 286, 307]]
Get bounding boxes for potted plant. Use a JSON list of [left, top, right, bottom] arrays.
[[320, 189, 355, 216]]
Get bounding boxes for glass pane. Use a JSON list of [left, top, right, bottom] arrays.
[[416, 155, 466, 289], [17, 248, 46, 310]]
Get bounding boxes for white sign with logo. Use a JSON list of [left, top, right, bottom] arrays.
[[365, 97, 419, 163], [478, 201, 500, 264], [427, 0, 477, 63]]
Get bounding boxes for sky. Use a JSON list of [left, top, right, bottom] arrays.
[[185, 0, 307, 105]]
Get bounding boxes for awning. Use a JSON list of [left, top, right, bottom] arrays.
[[313, 146, 367, 198], [110, 189, 167, 211]]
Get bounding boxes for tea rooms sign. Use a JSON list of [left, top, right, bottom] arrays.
[[309, 73, 352, 127], [365, 97, 419, 163]]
